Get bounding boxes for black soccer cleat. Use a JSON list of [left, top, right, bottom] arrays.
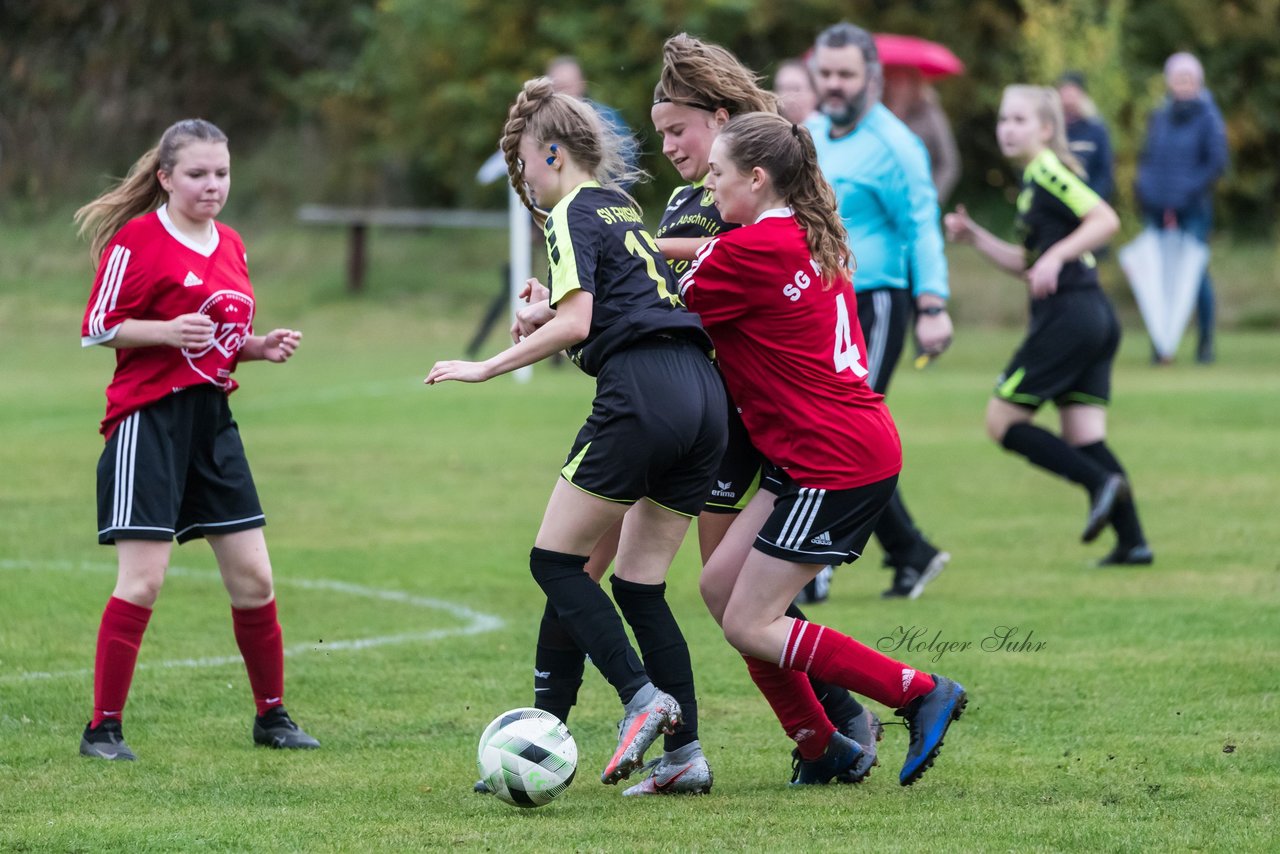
[[896, 674, 967, 786], [839, 707, 884, 773], [253, 706, 320, 749], [1096, 542, 1155, 567], [80, 719, 137, 761], [790, 731, 874, 785], [882, 550, 950, 600], [1082, 475, 1129, 543], [473, 779, 493, 794]]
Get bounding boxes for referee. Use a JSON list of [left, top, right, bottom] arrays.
[[808, 22, 952, 599]]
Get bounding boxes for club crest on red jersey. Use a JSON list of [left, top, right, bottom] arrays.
[[183, 290, 255, 386]]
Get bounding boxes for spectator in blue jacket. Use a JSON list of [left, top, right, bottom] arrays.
[[1057, 72, 1113, 201], [1135, 52, 1228, 363]]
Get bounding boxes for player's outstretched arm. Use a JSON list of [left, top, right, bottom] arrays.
[[655, 236, 712, 262], [944, 205, 1026, 277], [427, 289, 593, 385]]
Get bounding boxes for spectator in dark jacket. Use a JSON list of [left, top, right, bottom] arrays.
[[1057, 72, 1113, 200], [1135, 52, 1229, 363]]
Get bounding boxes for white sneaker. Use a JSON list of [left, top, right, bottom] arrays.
[[622, 740, 712, 795]]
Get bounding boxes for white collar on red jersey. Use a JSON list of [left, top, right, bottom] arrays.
[[157, 204, 221, 257], [755, 206, 794, 223]]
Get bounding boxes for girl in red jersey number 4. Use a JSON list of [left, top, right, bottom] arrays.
[[679, 113, 967, 787], [75, 119, 318, 760]]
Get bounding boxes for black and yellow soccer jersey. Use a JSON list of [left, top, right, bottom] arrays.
[[653, 180, 733, 279], [544, 182, 712, 376], [1015, 149, 1104, 293]]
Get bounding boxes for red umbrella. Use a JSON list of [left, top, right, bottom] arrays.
[[874, 34, 965, 79]]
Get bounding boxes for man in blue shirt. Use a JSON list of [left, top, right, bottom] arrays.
[[805, 22, 953, 600]]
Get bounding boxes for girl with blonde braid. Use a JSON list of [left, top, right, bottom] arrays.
[[427, 77, 728, 787]]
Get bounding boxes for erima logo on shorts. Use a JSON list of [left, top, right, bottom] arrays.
[[711, 480, 737, 498], [810, 531, 833, 546]]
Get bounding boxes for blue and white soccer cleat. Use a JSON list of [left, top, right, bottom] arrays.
[[896, 674, 967, 786]]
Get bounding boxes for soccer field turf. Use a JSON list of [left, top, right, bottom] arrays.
[[1, 259, 1277, 851]]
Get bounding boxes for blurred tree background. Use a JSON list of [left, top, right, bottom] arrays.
[[2, 0, 1277, 234]]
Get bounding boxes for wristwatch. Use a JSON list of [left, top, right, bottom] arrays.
[[918, 305, 947, 316]]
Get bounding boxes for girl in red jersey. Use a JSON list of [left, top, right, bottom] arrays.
[[679, 112, 967, 787], [74, 119, 317, 760]]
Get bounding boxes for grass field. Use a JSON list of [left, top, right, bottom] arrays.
[[1, 221, 1277, 852]]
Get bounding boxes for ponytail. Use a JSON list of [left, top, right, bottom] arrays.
[[75, 118, 228, 266], [717, 113, 852, 287]]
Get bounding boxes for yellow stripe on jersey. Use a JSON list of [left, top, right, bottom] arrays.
[[1025, 150, 1101, 218], [545, 181, 600, 306]]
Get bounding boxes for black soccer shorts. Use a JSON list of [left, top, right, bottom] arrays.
[[856, 286, 911, 396], [560, 338, 728, 518], [754, 462, 898, 566], [995, 289, 1121, 409], [96, 385, 265, 544], [702, 398, 762, 515]]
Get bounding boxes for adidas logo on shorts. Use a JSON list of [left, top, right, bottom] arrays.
[[810, 531, 833, 546]]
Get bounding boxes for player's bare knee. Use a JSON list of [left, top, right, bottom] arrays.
[[985, 415, 1008, 444], [698, 574, 729, 626], [720, 610, 755, 653], [114, 575, 164, 608], [226, 571, 274, 607]]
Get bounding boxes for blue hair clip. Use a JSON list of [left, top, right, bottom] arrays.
[[546, 143, 558, 166]]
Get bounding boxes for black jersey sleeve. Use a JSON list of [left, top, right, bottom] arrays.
[[545, 196, 603, 307]]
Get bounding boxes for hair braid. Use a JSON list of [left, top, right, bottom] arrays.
[[501, 78, 555, 225], [787, 124, 852, 286], [502, 76, 645, 226]]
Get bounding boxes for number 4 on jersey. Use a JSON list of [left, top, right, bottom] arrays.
[[833, 293, 870, 377]]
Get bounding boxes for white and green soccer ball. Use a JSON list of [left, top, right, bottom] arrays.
[[476, 708, 577, 808]]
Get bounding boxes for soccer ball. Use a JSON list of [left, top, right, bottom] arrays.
[[476, 708, 577, 808]]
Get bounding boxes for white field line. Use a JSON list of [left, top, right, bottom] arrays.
[[0, 558, 503, 682]]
